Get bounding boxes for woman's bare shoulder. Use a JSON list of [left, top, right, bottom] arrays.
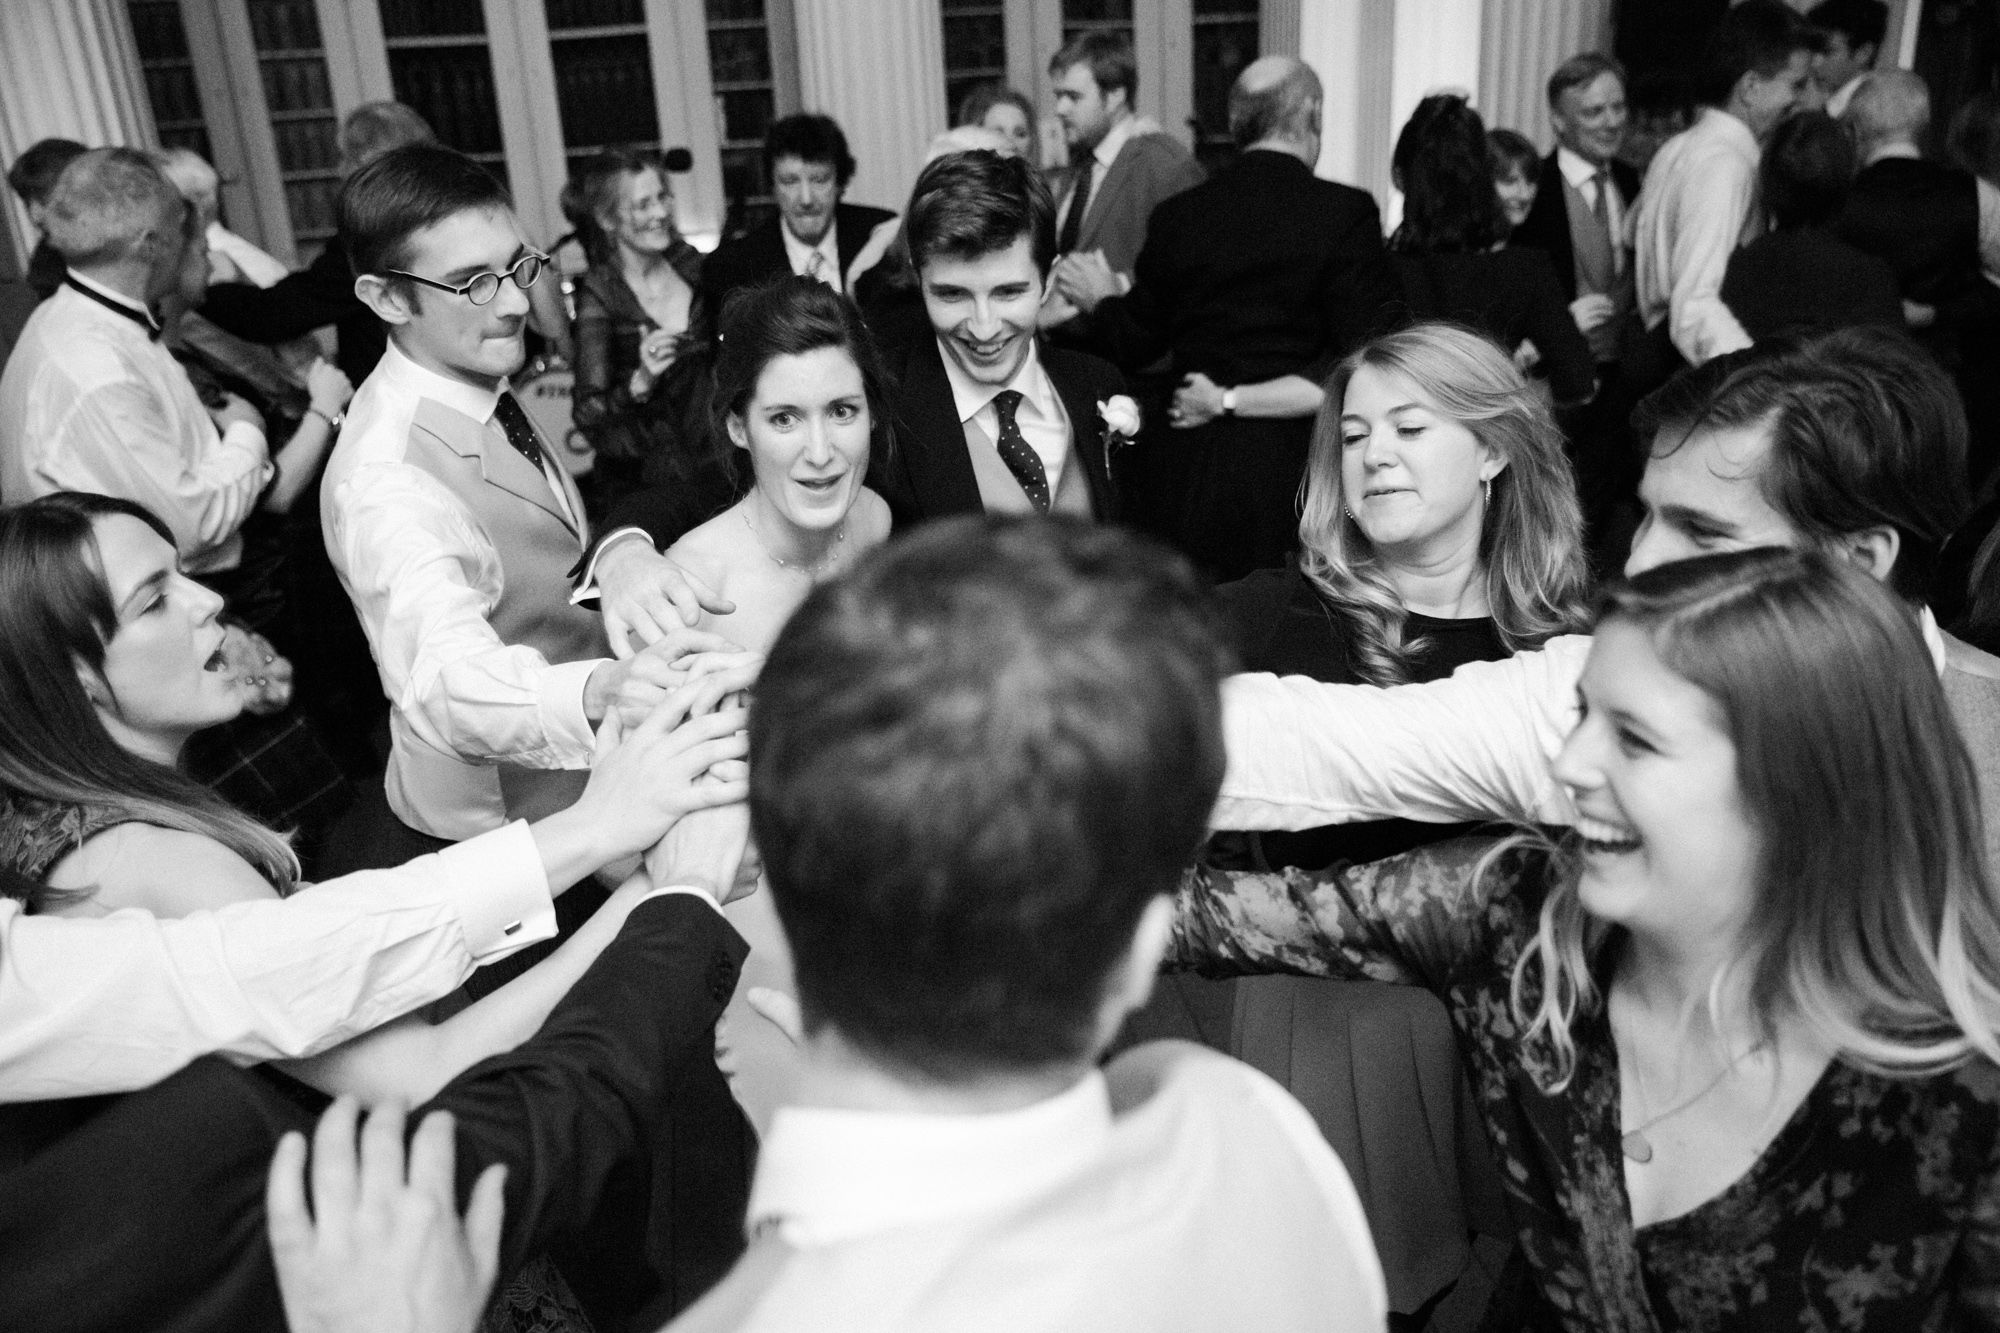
[[850, 486, 893, 548], [46, 823, 277, 917], [665, 510, 746, 591]]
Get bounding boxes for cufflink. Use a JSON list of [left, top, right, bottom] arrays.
[[503, 920, 521, 936]]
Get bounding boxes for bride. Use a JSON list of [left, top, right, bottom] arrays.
[[655, 275, 895, 1128]]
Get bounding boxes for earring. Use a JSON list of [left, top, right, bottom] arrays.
[[1483, 477, 1492, 507]]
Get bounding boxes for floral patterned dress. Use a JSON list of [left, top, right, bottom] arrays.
[[1168, 836, 2000, 1331]]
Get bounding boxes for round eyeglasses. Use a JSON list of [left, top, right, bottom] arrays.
[[386, 251, 548, 306]]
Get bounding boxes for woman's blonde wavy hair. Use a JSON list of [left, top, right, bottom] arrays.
[[1509, 547, 2000, 1088], [1297, 322, 1591, 685]]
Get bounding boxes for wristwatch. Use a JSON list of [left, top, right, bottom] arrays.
[[1221, 387, 1239, 416], [307, 405, 345, 431]]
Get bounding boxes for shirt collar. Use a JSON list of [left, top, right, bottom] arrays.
[[64, 268, 161, 337], [937, 334, 1059, 427], [781, 218, 840, 275], [379, 337, 506, 423], [1556, 146, 1611, 189], [1864, 141, 1923, 166], [1093, 115, 1137, 170], [748, 1070, 1112, 1248]]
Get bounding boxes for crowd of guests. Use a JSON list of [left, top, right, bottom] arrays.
[[1, 4, 2000, 1331]]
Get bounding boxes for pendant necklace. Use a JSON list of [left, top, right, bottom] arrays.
[[1619, 1035, 1766, 1165], [742, 505, 846, 577]]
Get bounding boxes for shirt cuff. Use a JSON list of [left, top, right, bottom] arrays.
[[539, 656, 607, 763], [220, 419, 270, 460], [570, 527, 657, 604], [434, 820, 559, 961], [637, 882, 726, 916]]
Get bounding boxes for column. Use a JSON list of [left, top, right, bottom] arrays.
[[0, 0, 157, 270], [792, 0, 949, 214], [1478, 0, 1614, 150], [1301, 0, 1395, 201]]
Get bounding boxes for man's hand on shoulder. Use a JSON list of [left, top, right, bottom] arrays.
[[594, 538, 734, 659]]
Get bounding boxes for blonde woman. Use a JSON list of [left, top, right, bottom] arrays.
[[1179, 547, 2000, 1327]]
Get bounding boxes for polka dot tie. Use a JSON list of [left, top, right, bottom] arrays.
[[494, 391, 546, 472], [991, 389, 1050, 513]]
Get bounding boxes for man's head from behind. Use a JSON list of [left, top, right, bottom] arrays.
[[342, 144, 536, 388], [1699, 0, 1820, 139], [1050, 32, 1137, 155], [1228, 56, 1322, 156], [751, 517, 1230, 1085], [907, 149, 1054, 388], [1846, 68, 1930, 152], [43, 147, 195, 303], [1629, 327, 1968, 603], [8, 138, 87, 229], [764, 114, 854, 248], [337, 101, 435, 178]]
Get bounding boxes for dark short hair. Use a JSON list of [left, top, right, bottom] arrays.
[[1391, 94, 1507, 254], [752, 516, 1231, 1080], [1633, 327, 1968, 601], [1808, 0, 1889, 52], [763, 114, 855, 190], [1546, 51, 1627, 109], [1761, 111, 1856, 228], [1487, 128, 1542, 184], [1948, 90, 2000, 183], [7, 139, 87, 208], [709, 275, 895, 485], [338, 143, 511, 280], [1049, 30, 1137, 103], [1695, 0, 1820, 108], [904, 149, 1055, 276]]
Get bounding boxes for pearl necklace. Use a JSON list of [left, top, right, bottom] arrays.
[[741, 505, 847, 576]]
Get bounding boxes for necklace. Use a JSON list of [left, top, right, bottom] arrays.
[[1619, 1036, 1767, 1164], [741, 505, 846, 576]]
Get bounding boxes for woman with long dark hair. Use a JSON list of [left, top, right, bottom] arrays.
[[1179, 547, 2000, 1327], [1389, 94, 1594, 403]]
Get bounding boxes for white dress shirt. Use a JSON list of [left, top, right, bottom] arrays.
[[673, 1043, 1386, 1332], [206, 221, 290, 288], [1826, 72, 1869, 120], [1633, 107, 1760, 365], [937, 335, 1072, 498], [1556, 145, 1627, 274], [1056, 115, 1137, 240], [1213, 610, 1954, 833], [781, 221, 842, 292], [0, 820, 556, 1102], [0, 272, 271, 573], [322, 341, 603, 839]]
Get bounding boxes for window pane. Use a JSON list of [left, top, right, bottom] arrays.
[[707, 27, 773, 84], [1063, 0, 1133, 25], [943, 13, 1005, 73], [545, 0, 645, 27], [1192, 9, 1259, 174], [388, 45, 504, 155], [246, 0, 322, 50], [706, 0, 765, 22], [127, 1, 212, 162], [551, 34, 659, 150], [380, 0, 487, 40]]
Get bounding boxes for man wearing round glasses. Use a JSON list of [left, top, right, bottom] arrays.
[[321, 143, 713, 873]]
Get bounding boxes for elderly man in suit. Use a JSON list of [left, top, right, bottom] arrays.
[[1058, 56, 1395, 581], [700, 115, 897, 307]]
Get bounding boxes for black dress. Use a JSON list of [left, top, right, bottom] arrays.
[[1720, 226, 1904, 343], [1388, 247, 1597, 404]]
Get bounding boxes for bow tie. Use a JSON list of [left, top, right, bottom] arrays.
[[64, 275, 162, 339]]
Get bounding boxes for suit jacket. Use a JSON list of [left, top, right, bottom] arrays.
[[1720, 226, 1904, 343], [1511, 151, 1641, 304], [699, 202, 898, 312], [1837, 156, 1998, 367], [0, 893, 750, 1333], [200, 234, 388, 388], [870, 336, 1125, 530], [1064, 131, 1205, 278]]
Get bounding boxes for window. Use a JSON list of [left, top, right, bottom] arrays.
[[544, 0, 662, 183], [941, 0, 1008, 120], [380, 0, 508, 191], [244, 0, 339, 256], [128, 0, 213, 160], [1060, 0, 1133, 48], [1191, 0, 1258, 173], [705, 0, 782, 236]]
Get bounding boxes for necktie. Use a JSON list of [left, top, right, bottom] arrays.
[[1593, 170, 1621, 276], [493, 391, 546, 472], [804, 249, 833, 290], [1057, 161, 1094, 255], [991, 389, 1050, 513]]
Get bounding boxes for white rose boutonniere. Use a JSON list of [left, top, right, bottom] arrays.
[[1098, 395, 1141, 448]]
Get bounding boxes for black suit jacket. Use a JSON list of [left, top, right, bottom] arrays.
[[699, 202, 898, 312], [1086, 149, 1395, 386], [870, 335, 1125, 530], [1510, 151, 1641, 304], [199, 234, 388, 388], [0, 894, 748, 1333]]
